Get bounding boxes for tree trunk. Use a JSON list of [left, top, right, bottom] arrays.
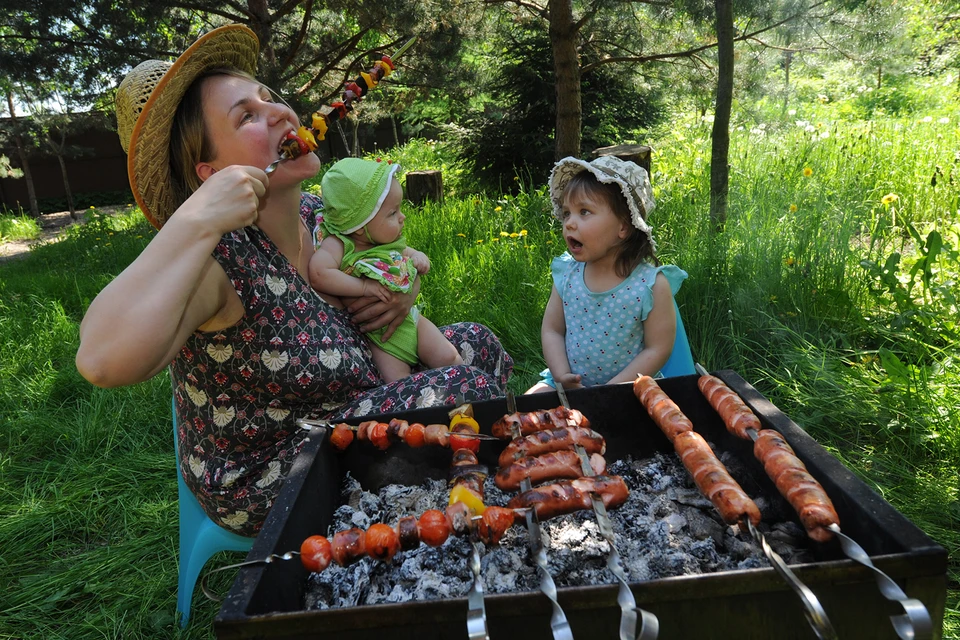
[[57, 154, 77, 220], [709, 0, 734, 232], [549, 0, 581, 160], [6, 92, 39, 217], [405, 170, 443, 205]]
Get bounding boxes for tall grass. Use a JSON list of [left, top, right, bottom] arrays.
[[1, 100, 958, 639]]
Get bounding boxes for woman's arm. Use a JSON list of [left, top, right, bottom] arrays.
[[542, 286, 582, 388], [605, 273, 677, 384], [76, 166, 266, 387]]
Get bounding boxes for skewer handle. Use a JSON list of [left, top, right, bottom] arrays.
[[828, 524, 932, 640]]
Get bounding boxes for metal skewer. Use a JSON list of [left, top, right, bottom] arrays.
[[553, 383, 659, 640], [506, 391, 574, 640], [466, 520, 490, 640], [296, 418, 500, 440]]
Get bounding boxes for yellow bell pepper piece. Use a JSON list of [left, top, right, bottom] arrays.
[[449, 484, 486, 515], [296, 126, 318, 151], [360, 71, 377, 90], [311, 113, 328, 141], [450, 414, 480, 433]]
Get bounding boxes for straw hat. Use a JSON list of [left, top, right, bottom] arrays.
[[116, 24, 260, 228], [549, 156, 656, 246]]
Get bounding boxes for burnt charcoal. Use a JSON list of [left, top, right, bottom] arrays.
[[303, 454, 810, 610]]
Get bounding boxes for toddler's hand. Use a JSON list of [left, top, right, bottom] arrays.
[[556, 373, 583, 389], [410, 250, 431, 274], [362, 279, 391, 303]]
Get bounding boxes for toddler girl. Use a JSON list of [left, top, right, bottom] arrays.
[[528, 156, 688, 393], [309, 158, 463, 382]]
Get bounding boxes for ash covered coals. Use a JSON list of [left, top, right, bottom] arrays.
[[303, 453, 813, 610]]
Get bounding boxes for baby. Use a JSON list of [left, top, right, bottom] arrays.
[[309, 158, 463, 382]]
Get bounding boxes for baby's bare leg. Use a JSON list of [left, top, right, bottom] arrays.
[[370, 342, 413, 384], [417, 317, 464, 369]]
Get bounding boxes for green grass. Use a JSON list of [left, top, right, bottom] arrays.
[[1, 98, 958, 638], [0, 212, 41, 242]]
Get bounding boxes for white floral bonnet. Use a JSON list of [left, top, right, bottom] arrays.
[[549, 155, 656, 247]]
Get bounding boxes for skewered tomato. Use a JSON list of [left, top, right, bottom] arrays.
[[448, 423, 480, 454], [364, 523, 400, 561], [477, 507, 516, 545], [417, 509, 450, 547], [329, 423, 354, 451], [300, 535, 332, 572], [368, 422, 391, 450], [403, 422, 426, 447]]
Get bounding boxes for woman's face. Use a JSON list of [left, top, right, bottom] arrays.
[[198, 74, 320, 183]]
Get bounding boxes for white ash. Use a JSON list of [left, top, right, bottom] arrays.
[[304, 452, 813, 610]]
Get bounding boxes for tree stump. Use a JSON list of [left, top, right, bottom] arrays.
[[405, 170, 443, 205], [590, 144, 652, 178]]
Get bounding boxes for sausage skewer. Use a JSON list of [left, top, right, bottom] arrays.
[[498, 426, 606, 468], [491, 406, 590, 439], [694, 370, 839, 541], [634, 375, 761, 525], [695, 366, 933, 639]]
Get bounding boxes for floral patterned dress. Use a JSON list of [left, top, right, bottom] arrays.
[[172, 193, 513, 536]]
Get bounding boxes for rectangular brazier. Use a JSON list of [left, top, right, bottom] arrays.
[[215, 371, 947, 639]]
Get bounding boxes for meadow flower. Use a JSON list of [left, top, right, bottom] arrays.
[[803, 167, 813, 177], [784, 257, 796, 266], [922, 116, 933, 123], [881, 193, 899, 205], [789, 204, 798, 212], [494, 206, 502, 212], [477, 239, 484, 244], [457, 233, 466, 237], [500, 231, 509, 237], [938, 117, 950, 124], [520, 229, 528, 236], [509, 232, 519, 238]]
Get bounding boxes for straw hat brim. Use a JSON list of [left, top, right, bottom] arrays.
[[127, 25, 259, 228]]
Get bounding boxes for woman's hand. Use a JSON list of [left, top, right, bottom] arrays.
[[346, 278, 420, 341], [361, 279, 392, 304], [182, 165, 268, 236]]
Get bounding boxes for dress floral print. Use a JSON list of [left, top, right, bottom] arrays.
[[172, 193, 513, 536]]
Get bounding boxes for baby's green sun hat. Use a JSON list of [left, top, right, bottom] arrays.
[[320, 158, 401, 235]]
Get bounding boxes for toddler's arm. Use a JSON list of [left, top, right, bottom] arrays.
[[605, 273, 676, 384], [403, 246, 431, 274], [541, 286, 583, 389], [309, 237, 391, 302]]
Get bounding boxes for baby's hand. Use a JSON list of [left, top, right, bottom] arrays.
[[556, 372, 584, 389], [409, 250, 431, 274], [362, 279, 392, 303]]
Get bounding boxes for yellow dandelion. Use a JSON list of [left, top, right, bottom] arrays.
[[803, 167, 813, 177], [509, 232, 519, 238], [546, 240, 553, 245], [784, 257, 796, 267], [492, 237, 499, 242], [789, 204, 798, 212], [89, 205, 95, 209], [500, 231, 509, 237], [136, 235, 143, 239], [477, 239, 484, 244], [513, 176, 519, 181], [769, 295, 777, 302], [881, 193, 899, 205], [105, 242, 112, 246], [457, 233, 466, 238], [494, 206, 503, 212], [520, 229, 528, 236]]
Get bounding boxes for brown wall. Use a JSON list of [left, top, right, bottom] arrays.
[[1, 114, 406, 213]]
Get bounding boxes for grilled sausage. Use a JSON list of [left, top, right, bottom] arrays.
[[491, 406, 591, 439], [396, 515, 420, 551], [697, 374, 762, 440], [506, 475, 629, 520], [498, 426, 606, 467], [495, 450, 606, 491], [423, 423, 450, 448], [632, 375, 693, 443], [330, 528, 367, 567], [476, 506, 517, 545], [673, 431, 762, 525], [754, 429, 838, 541]]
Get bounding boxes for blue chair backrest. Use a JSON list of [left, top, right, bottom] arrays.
[[659, 300, 696, 378]]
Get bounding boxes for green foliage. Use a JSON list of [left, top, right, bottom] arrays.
[[34, 190, 135, 215], [0, 212, 40, 241]]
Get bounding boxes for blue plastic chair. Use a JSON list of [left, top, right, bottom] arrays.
[[172, 398, 254, 627], [658, 300, 696, 378]]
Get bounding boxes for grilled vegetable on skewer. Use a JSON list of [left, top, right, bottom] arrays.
[[314, 418, 496, 453]]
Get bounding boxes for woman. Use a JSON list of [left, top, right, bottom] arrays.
[[76, 25, 512, 536]]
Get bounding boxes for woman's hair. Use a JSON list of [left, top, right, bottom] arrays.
[[169, 67, 257, 210], [564, 171, 658, 277]]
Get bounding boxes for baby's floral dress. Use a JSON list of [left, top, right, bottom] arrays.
[[172, 193, 513, 536]]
